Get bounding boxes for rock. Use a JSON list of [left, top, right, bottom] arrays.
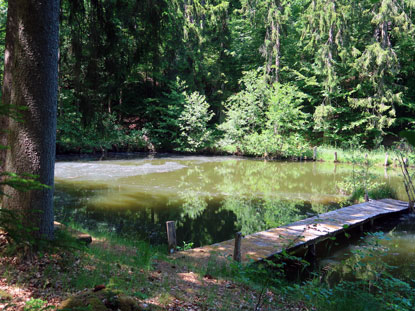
[[58, 289, 143, 311]]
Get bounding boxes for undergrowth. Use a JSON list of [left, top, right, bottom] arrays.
[[2, 218, 414, 311]]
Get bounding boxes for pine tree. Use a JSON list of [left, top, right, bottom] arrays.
[[349, 0, 414, 140], [2, 0, 59, 240]]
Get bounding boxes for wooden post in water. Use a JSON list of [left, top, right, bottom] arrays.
[[313, 147, 317, 161], [384, 153, 389, 166], [166, 221, 177, 254], [409, 201, 414, 213], [233, 232, 242, 262], [334, 152, 338, 163]]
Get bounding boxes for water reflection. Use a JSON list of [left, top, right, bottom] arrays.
[[319, 213, 415, 282], [54, 154, 406, 247]]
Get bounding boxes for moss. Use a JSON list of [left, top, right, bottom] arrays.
[[117, 296, 140, 311], [86, 297, 108, 311], [58, 289, 141, 311], [59, 292, 107, 311]]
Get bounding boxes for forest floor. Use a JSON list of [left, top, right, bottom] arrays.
[[0, 232, 310, 311]]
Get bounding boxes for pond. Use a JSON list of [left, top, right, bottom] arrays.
[[54, 153, 407, 248]]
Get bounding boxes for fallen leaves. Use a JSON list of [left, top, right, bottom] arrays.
[[0, 236, 311, 311]]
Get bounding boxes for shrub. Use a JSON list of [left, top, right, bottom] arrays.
[[217, 69, 311, 158], [177, 91, 214, 152], [57, 90, 146, 153]]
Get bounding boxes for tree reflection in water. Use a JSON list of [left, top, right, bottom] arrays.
[[54, 156, 404, 247]]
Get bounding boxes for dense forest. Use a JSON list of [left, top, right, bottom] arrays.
[[2, 0, 415, 156]]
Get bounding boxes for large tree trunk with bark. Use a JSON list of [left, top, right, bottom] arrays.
[[1, 0, 59, 240]]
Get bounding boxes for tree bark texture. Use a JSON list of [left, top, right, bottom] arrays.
[[2, 0, 59, 240]]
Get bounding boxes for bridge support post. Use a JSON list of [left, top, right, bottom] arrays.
[[308, 243, 316, 260], [166, 221, 177, 254], [233, 232, 242, 262]]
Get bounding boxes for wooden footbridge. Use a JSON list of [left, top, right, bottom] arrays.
[[175, 199, 409, 264]]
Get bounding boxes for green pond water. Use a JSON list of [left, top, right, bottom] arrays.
[[318, 213, 415, 282], [54, 153, 407, 248]]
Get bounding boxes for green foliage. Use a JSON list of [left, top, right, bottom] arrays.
[[0, 207, 85, 255], [177, 91, 214, 152], [0, 208, 38, 252], [240, 131, 311, 159], [218, 70, 270, 146], [290, 233, 415, 311], [57, 89, 146, 153], [290, 280, 385, 311], [143, 78, 187, 150], [0, 172, 47, 196], [266, 83, 309, 136], [316, 146, 398, 165], [333, 141, 397, 202], [16, 0, 414, 153], [218, 70, 311, 158], [346, 183, 397, 203], [143, 78, 214, 151], [399, 130, 415, 148], [177, 241, 194, 251]]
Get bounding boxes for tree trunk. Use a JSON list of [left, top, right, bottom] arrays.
[[274, 20, 280, 83], [0, 114, 8, 178], [2, 0, 60, 240]]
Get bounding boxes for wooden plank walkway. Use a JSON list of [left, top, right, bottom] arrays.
[[177, 199, 409, 264]]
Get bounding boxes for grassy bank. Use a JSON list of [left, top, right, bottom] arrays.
[[56, 140, 411, 169], [216, 143, 413, 168], [314, 146, 408, 166], [2, 220, 415, 311], [0, 225, 303, 310]]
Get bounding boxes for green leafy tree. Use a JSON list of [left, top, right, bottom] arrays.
[[266, 83, 309, 136], [218, 70, 270, 147], [178, 92, 214, 152]]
